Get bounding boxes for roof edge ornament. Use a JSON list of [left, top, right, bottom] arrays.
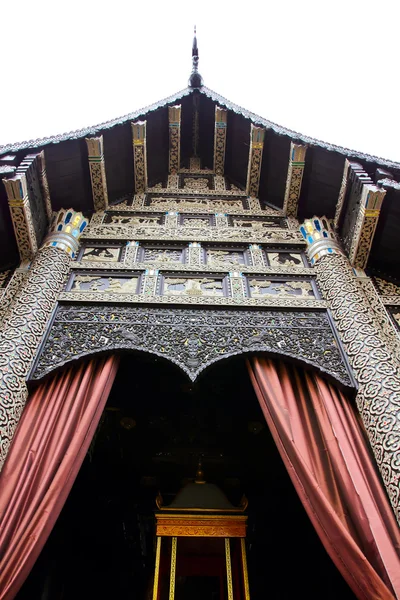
[[188, 26, 204, 88]]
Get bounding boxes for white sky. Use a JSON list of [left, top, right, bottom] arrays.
[[1, 0, 399, 163]]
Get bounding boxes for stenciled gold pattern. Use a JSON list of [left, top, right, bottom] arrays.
[[131, 121, 147, 193], [246, 125, 265, 198], [169, 106, 181, 174], [214, 107, 227, 175], [86, 136, 109, 212], [283, 143, 307, 218]]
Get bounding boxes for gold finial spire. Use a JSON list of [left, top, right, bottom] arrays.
[[188, 26, 203, 88]]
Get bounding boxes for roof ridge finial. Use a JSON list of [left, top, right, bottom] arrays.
[[189, 25, 204, 88]]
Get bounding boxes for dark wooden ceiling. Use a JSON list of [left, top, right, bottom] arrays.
[[1, 86, 399, 279]]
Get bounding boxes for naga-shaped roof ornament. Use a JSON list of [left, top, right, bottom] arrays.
[[188, 26, 204, 88]]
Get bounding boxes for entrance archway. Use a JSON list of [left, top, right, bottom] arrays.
[[16, 353, 355, 599]]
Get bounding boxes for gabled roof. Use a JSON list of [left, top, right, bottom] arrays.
[[0, 33, 399, 280], [1, 84, 400, 171]]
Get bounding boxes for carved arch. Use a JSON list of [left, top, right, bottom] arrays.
[[30, 305, 354, 389]]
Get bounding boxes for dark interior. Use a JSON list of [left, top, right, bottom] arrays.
[[16, 353, 355, 599]]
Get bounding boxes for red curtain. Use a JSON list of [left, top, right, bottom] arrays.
[[0, 355, 119, 600], [248, 357, 400, 600]]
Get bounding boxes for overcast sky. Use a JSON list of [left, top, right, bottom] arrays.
[[1, 0, 399, 163]]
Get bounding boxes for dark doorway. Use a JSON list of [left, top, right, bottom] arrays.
[[16, 353, 355, 599]]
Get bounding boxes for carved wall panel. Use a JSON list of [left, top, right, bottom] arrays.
[[31, 306, 353, 388], [81, 247, 121, 262], [205, 249, 246, 268], [248, 279, 315, 299], [266, 252, 305, 267], [83, 223, 303, 245], [70, 274, 139, 294], [231, 216, 287, 229], [162, 276, 225, 298]]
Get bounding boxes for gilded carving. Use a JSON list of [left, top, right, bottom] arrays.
[[333, 159, 350, 228], [81, 247, 120, 262], [3, 176, 38, 260], [86, 136, 109, 212], [32, 306, 352, 387], [283, 143, 307, 217], [59, 289, 325, 309], [357, 275, 400, 364], [36, 151, 53, 221], [316, 254, 400, 523], [214, 175, 226, 191], [163, 277, 224, 298], [183, 177, 209, 190], [267, 252, 304, 267], [84, 223, 303, 245], [169, 106, 181, 174], [71, 274, 139, 294], [248, 279, 314, 298], [232, 217, 286, 230], [214, 107, 227, 175], [374, 278, 400, 297], [143, 248, 182, 264], [206, 249, 245, 268], [0, 247, 71, 469], [131, 121, 148, 193], [246, 125, 265, 198]]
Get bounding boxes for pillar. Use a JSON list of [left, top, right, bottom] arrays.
[[300, 216, 400, 523], [0, 209, 88, 469]]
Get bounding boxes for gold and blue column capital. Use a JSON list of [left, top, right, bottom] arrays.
[[43, 209, 88, 258], [300, 216, 345, 265]]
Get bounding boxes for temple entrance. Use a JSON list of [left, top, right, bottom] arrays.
[[16, 353, 355, 599]]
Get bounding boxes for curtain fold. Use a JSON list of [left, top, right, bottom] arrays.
[[248, 357, 400, 600], [0, 355, 119, 600]]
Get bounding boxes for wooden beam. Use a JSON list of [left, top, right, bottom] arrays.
[[246, 125, 265, 198], [131, 121, 148, 193], [2, 154, 47, 262], [283, 143, 307, 217], [168, 105, 181, 174], [343, 164, 386, 269], [213, 106, 227, 175], [85, 135, 109, 212]]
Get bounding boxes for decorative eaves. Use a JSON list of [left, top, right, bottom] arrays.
[[1, 85, 400, 172]]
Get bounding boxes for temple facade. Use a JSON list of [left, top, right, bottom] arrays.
[[0, 34, 400, 600]]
